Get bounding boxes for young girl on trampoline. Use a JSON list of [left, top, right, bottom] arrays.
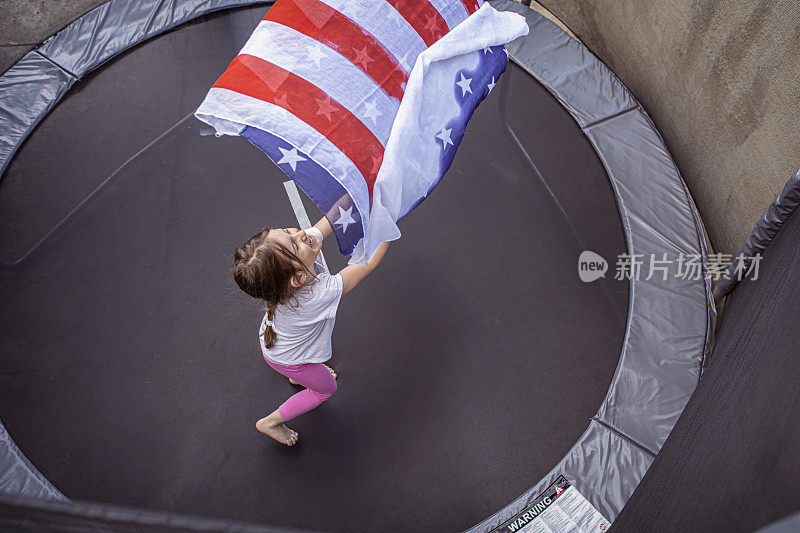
[[233, 217, 390, 446]]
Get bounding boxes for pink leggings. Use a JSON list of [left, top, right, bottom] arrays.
[[265, 359, 337, 421]]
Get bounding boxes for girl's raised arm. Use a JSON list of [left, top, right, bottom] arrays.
[[313, 216, 334, 240], [339, 241, 390, 295]]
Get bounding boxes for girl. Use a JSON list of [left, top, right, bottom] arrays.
[[233, 217, 390, 446]]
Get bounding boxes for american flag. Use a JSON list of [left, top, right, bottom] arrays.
[[195, 0, 528, 263]]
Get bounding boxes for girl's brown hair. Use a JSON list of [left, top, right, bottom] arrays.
[[233, 227, 314, 349]]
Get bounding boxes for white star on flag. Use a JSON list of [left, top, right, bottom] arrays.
[[436, 127, 454, 149], [456, 73, 473, 97], [504, 47, 509, 58], [482, 46, 493, 54], [334, 205, 356, 233], [306, 44, 326, 68], [276, 146, 306, 172], [487, 76, 496, 93], [362, 99, 382, 125]]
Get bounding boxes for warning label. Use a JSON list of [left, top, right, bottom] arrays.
[[493, 476, 609, 533]]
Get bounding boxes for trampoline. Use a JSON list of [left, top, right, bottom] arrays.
[[0, 1, 714, 532]]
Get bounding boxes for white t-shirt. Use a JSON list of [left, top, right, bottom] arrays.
[[259, 250, 343, 366]]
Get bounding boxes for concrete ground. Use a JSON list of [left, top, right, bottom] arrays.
[[1, 0, 799, 256]]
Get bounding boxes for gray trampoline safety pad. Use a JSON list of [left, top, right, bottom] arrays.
[[470, 2, 715, 530], [486, 421, 653, 529], [587, 106, 714, 453], [0, 51, 75, 178], [494, 475, 609, 532], [37, 0, 269, 78], [0, 423, 66, 502], [495, 6, 637, 128]]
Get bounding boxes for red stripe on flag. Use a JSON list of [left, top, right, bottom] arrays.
[[213, 55, 383, 197], [460, 0, 480, 15], [385, 0, 449, 46], [264, 0, 407, 101]]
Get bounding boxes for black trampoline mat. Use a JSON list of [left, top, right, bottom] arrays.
[[0, 6, 628, 532]]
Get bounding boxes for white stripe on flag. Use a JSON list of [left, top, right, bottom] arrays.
[[284, 180, 329, 273], [199, 87, 371, 227], [316, 0, 426, 73], [429, 0, 471, 31], [239, 20, 399, 146]]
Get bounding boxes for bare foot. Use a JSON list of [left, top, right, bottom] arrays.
[[256, 416, 299, 446], [289, 364, 337, 385]]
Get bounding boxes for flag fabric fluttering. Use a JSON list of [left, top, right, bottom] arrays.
[[195, 0, 528, 264]]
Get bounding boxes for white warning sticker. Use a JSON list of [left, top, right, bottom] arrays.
[[493, 476, 610, 533]]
